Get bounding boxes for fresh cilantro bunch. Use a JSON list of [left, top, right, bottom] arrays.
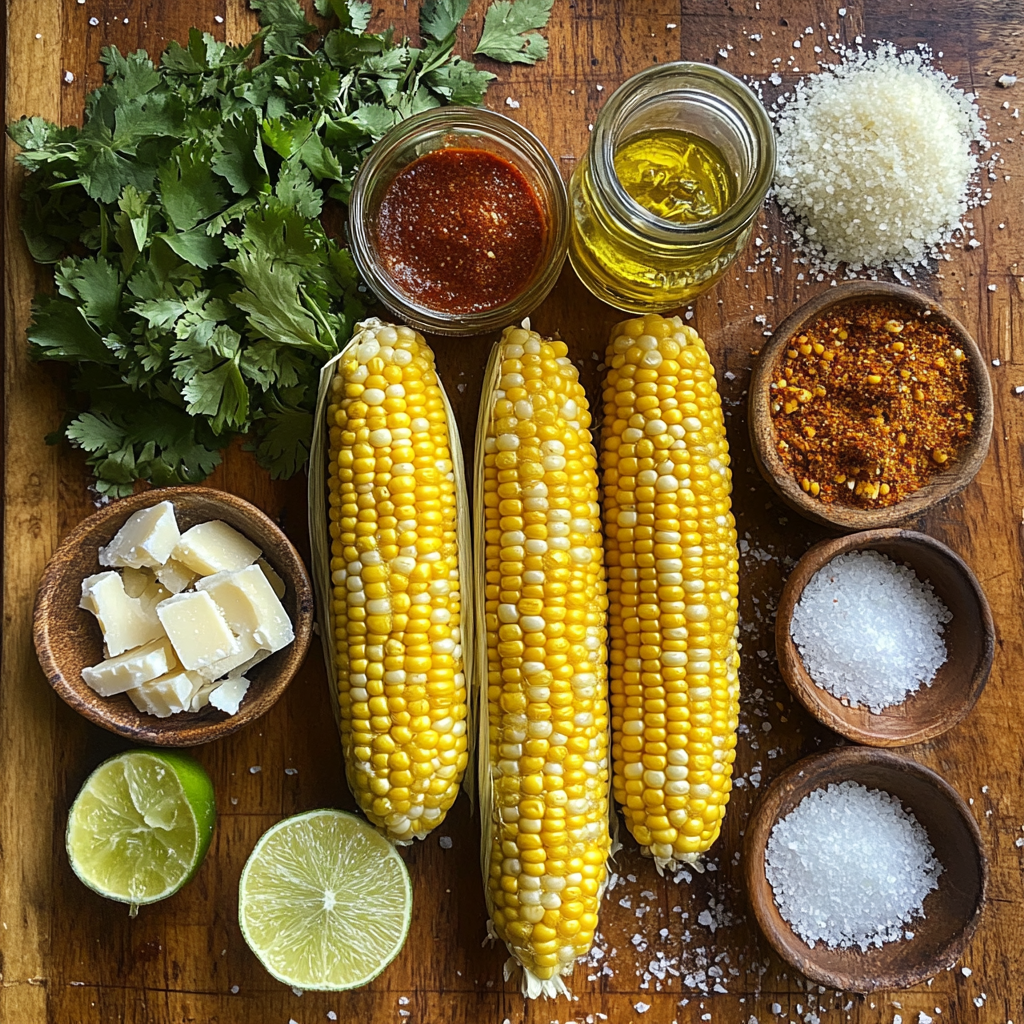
[[9, 0, 551, 496]]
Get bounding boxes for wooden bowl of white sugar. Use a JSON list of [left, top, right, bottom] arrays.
[[776, 529, 993, 747], [744, 746, 987, 993], [34, 487, 313, 746]]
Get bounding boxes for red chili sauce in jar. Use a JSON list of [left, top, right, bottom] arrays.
[[374, 148, 546, 315]]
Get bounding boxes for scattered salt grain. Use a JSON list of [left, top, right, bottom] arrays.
[[635, 1002, 650, 1013], [961, 966, 972, 976], [919, 1013, 934, 1024], [997, 74, 1017, 88], [790, 549, 951, 713], [285, 767, 298, 775], [773, 44, 986, 271], [439, 835, 452, 849], [249, 765, 262, 774], [764, 780, 942, 951], [328, 1013, 337, 1021]]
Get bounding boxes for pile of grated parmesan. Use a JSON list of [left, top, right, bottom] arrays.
[[773, 44, 986, 271]]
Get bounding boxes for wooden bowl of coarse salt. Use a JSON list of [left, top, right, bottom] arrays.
[[749, 281, 994, 532], [744, 746, 987, 993], [776, 529, 993, 747]]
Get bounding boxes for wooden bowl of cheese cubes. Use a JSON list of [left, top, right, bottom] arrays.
[[33, 487, 313, 745]]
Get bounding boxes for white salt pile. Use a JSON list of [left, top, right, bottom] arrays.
[[773, 44, 986, 271], [765, 780, 942, 950], [790, 549, 951, 713]]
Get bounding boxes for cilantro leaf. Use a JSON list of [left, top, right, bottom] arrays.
[[158, 144, 227, 231], [251, 392, 315, 478], [426, 59, 496, 105], [28, 295, 117, 364], [420, 0, 471, 42], [315, 0, 372, 32], [475, 0, 553, 64], [251, 0, 317, 56]]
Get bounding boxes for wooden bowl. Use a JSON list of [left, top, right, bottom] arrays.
[[776, 529, 993, 747], [33, 487, 314, 746], [744, 746, 987, 993], [748, 282, 993, 531]]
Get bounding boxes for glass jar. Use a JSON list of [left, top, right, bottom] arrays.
[[568, 62, 776, 312], [348, 107, 568, 337]]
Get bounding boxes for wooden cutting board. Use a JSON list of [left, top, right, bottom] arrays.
[[3, 2, 1023, 1021]]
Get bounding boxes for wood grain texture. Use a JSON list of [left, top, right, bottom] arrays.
[[3, 1, 1024, 1022]]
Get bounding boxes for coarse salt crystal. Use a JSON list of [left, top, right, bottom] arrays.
[[439, 835, 453, 849], [790, 549, 951, 713]]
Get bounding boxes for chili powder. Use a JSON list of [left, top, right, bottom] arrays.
[[375, 147, 546, 315], [769, 301, 976, 507]]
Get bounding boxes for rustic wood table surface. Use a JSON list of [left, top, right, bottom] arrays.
[[3, 2, 1023, 1022]]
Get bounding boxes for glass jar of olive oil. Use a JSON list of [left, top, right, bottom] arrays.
[[569, 63, 775, 312]]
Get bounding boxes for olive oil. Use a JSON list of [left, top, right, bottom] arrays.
[[567, 63, 775, 313], [614, 130, 735, 224]]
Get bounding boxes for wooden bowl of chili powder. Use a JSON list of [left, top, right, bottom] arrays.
[[748, 282, 993, 531]]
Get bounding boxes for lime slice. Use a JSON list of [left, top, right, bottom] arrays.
[[238, 809, 412, 991], [66, 750, 216, 913]]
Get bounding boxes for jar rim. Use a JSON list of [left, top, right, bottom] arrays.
[[348, 106, 568, 337], [591, 61, 777, 244]]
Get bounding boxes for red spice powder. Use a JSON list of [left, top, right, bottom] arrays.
[[375, 147, 546, 315]]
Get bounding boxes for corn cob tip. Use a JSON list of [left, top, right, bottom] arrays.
[[504, 958, 572, 1000]]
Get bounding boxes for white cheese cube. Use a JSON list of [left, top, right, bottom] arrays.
[[209, 675, 251, 715], [189, 679, 219, 712], [98, 501, 180, 569], [195, 564, 294, 653], [173, 520, 261, 577], [196, 632, 266, 682], [80, 571, 165, 657], [81, 637, 177, 697], [127, 669, 205, 718], [155, 558, 199, 595], [156, 590, 239, 671], [257, 558, 286, 599]]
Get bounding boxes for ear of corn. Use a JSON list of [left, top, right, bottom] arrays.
[[475, 323, 611, 999], [600, 314, 740, 872], [310, 318, 472, 844]]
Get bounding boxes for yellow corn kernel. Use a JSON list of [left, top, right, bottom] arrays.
[[326, 319, 471, 844], [476, 325, 611, 999], [601, 314, 740, 872]]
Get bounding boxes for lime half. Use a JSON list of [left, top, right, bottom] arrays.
[[66, 750, 216, 913], [238, 809, 412, 991]]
